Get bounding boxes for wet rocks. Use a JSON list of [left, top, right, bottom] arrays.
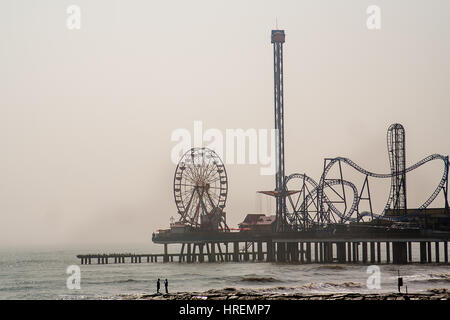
[[117, 288, 449, 301]]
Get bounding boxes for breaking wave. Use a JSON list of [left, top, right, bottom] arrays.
[[241, 276, 280, 283], [299, 281, 364, 291], [313, 265, 347, 271], [400, 273, 450, 284]]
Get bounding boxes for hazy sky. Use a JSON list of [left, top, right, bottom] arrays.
[[1, 0, 449, 247]]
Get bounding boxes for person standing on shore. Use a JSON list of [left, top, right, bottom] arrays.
[[157, 278, 160, 293], [164, 279, 168, 294]]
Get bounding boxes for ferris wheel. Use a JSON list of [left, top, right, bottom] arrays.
[[173, 147, 228, 230]]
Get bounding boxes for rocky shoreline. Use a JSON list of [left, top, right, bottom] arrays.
[[116, 287, 449, 301]]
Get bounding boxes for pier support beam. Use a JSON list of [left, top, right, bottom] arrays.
[[314, 242, 319, 263], [164, 244, 169, 263], [217, 243, 225, 262], [306, 242, 312, 263], [392, 242, 407, 264], [187, 243, 192, 263], [288, 242, 298, 262], [377, 242, 381, 263], [435, 242, 440, 263], [386, 242, 390, 263], [233, 242, 239, 262], [362, 242, 368, 263], [276, 242, 286, 262], [257, 241, 264, 261], [244, 242, 249, 261], [347, 242, 352, 262], [370, 242, 375, 263], [199, 243, 204, 262], [226, 243, 229, 262], [210, 242, 216, 262], [179, 243, 185, 263], [267, 240, 275, 262], [319, 242, 324, 263], [421, 241, 428, 263], [352, 242, 358, 263], [337, 242, 346, 263], [294, 242, 300, 262], [323, 242, 332, 263], [299, 242, 304, 263], [445, 242, 448, 263], [192, 244, 197, 262], [251, 242, 256, 261], [408, 242, 412, 263], [427, 242, 432, 263]]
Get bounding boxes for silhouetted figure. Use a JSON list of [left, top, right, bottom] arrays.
[[397, 271, 403, 293], [164, 279, 168, 294], [157, 278, 160, 293]]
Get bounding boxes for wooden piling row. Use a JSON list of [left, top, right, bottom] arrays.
[[77, 240, 449, 265]]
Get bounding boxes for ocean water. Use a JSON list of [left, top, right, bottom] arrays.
[[0, 246, 449, 300]]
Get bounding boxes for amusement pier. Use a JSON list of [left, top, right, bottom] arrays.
[[77, 30, 450, 266]]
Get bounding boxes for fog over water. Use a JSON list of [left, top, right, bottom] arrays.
[[1, 0, 449, 248]]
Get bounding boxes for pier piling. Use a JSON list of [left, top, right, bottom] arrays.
[[76, 238, 449, 265]]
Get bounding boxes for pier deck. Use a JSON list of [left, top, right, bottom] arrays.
[[77, 228, 450, 265]]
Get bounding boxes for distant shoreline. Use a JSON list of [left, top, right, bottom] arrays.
[[116, 288, 449, 301]]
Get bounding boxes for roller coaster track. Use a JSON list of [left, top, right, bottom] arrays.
[[318, 154, 449, 219], [284, 154, 449, 227], [284, 174, 360, 226]]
